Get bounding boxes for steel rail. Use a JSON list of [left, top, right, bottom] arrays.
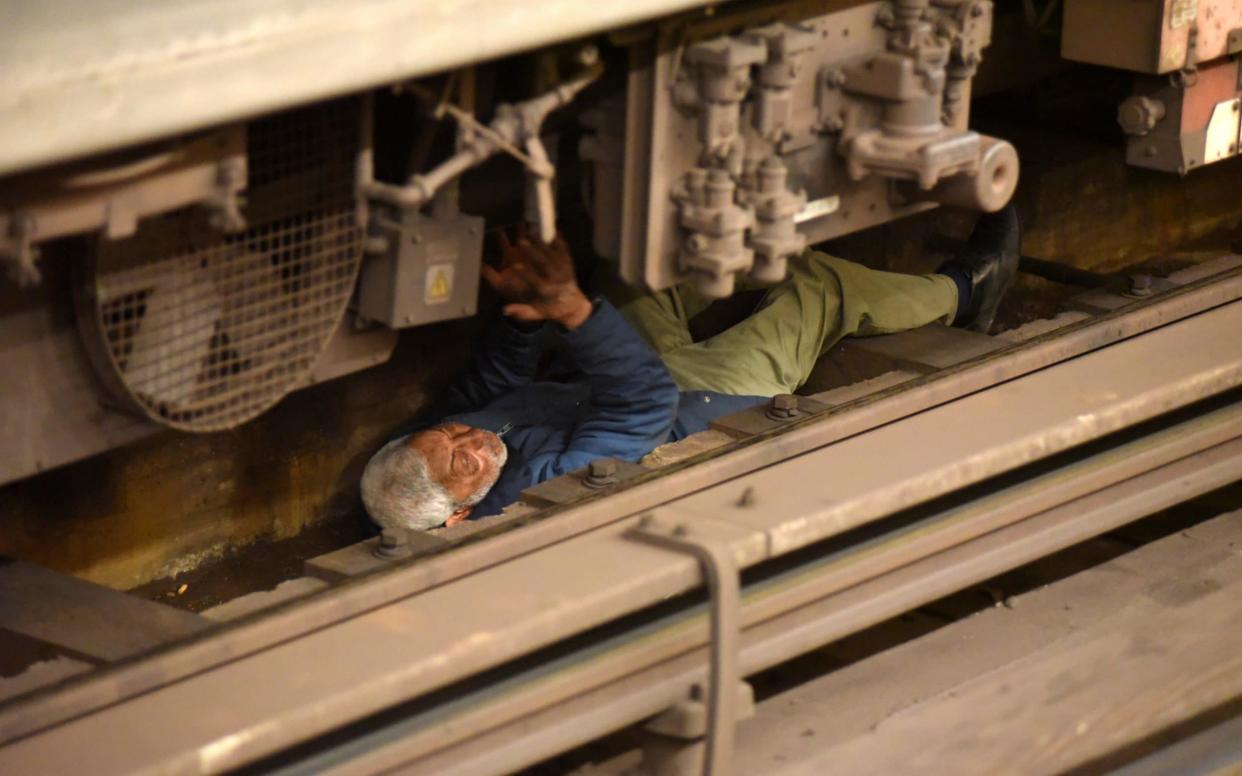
[[1, 267, 1239, 748], [2, 263, 1242, 749], [395, 430, 1242, 775], [2, 299, 1240, 774], [246, 397, 1242, 774]]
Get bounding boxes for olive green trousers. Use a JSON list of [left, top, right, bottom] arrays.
[[609, 251, 958, 397]]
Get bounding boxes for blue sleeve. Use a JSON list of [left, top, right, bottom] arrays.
[[527, 299, 679, 482], [438, 315, 545, 416]]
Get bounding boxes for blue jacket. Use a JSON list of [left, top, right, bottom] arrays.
[[424, 299, 764, 518]]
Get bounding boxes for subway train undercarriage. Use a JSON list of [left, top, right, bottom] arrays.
[[3, 0, 1242, 773]]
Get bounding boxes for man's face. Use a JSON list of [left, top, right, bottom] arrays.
[[406, 423, 506, 505]]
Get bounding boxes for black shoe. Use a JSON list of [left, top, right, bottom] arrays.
[[942, 204, 1020, 333]]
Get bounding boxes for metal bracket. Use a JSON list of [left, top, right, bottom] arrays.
[[1228, 27, 1242, 56], [628, 514, 744, 776], [0, 125, 248, 288], [204, 156, 248, 233], [2, 211, 41, 286], [519, 458, 647, 507]]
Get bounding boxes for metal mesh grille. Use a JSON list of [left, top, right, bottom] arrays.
[[87, 99, 364, 431]]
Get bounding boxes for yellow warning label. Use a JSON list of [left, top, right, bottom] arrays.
[[425, 263, 454, 305], [1170, 0, 1197, 28]]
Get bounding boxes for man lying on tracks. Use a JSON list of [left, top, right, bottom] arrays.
[[361, 206, 1019, 532]]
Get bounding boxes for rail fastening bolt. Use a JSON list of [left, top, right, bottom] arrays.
[[578, 44, 601, 68], [584, 459, 619, 489], [767, 393, 801, 421], [373, 529, 414, 560], [1127, 274, 1153, 298]]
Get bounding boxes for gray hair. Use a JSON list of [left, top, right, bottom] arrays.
[[360, 433, 507, 531]]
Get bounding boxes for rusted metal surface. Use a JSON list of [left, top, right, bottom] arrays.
[[1063, 0, 1242, 74], [1, 296, 1240, 774], [1062, 0, 1242, 174], [1, 265, 1238, 747], [1118, 57, 1242, 174]]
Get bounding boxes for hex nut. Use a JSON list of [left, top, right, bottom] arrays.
[[577, 44, 600, 67], [590, 459, 618, 477], [1125, 274, 1154, 298], [1117, 96, 1165, 136], [373, 530, 414, 560], [766, 393, 801, 420], [584, 459, 619, 488]]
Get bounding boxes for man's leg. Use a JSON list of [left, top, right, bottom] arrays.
[[601, 273, 716, 355], [657, 250, 958, 396]]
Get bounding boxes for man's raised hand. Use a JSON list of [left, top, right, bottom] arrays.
[[481, 228, 592, 330]]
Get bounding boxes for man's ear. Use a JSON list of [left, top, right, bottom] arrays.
[[444, 505, 473, 527]]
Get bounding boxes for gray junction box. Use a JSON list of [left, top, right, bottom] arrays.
[[356, 205, 484, 328]]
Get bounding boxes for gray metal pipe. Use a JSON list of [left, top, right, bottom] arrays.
[[363, 60, 602, 217]]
